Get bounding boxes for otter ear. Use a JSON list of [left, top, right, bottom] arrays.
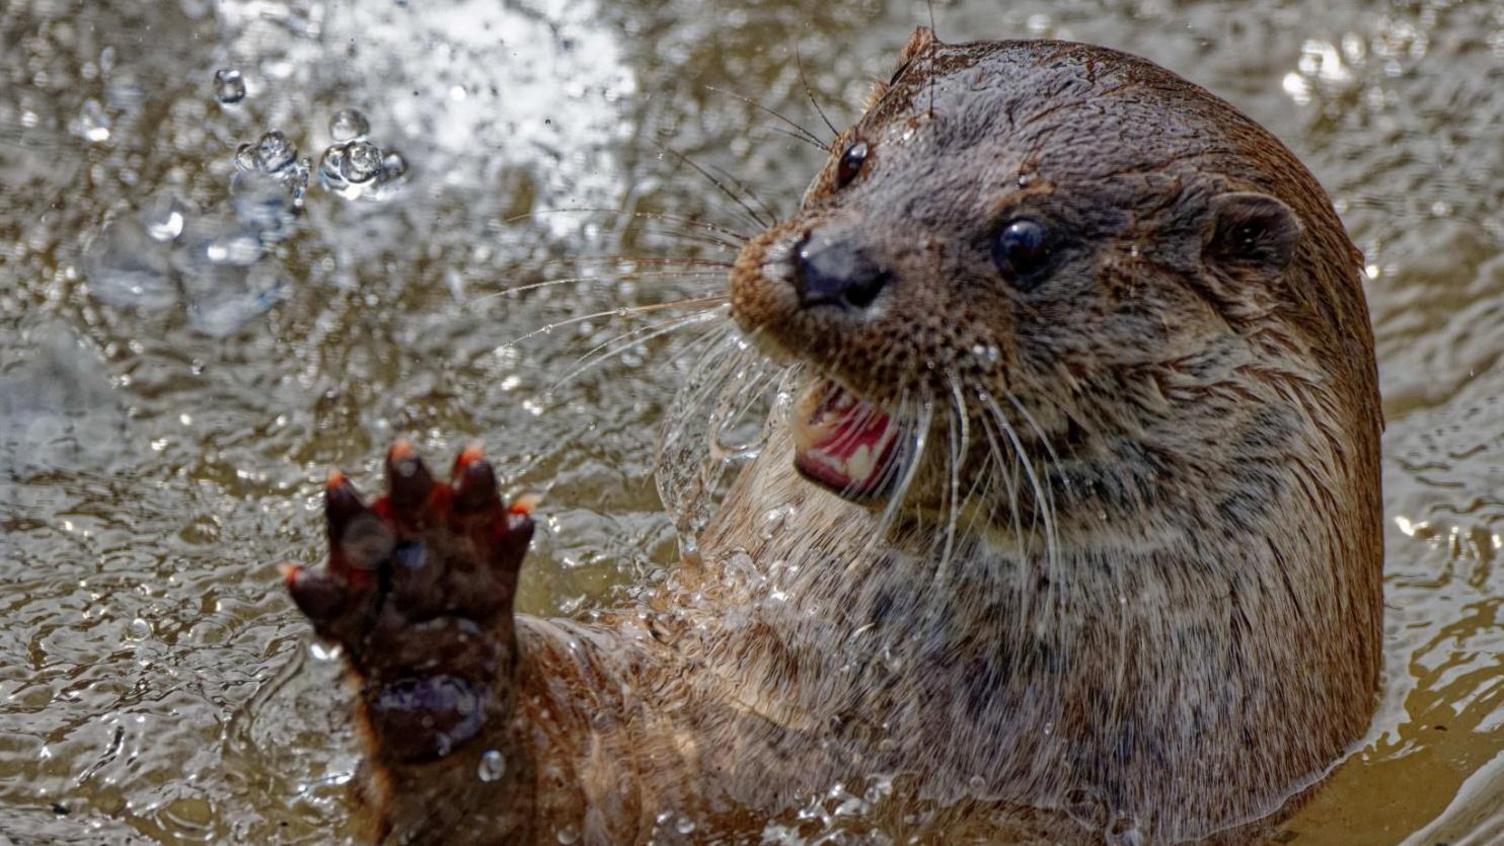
[[1203, 192, 1303, 277], [892, 26, 938, 82]]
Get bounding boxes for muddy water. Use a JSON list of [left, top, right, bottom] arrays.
[[1, 0, 1500, 843]]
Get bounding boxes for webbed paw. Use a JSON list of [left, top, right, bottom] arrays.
[[284, 440, 535, 763]]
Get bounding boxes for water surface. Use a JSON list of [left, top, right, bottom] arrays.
[[1, 0, 1501, 842]]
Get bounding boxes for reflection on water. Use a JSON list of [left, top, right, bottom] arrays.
[[0, 0, 1500, 842]]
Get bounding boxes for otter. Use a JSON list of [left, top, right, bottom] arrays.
[[284, 29, 1383, 845]]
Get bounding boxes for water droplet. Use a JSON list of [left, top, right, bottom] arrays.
[[759, 504, 797, 540], [126, 618, 151, 641], [674, 816, 696, 834], [319, 144, 347, 183], [555, 824, 579, 844], [282, 157, 311, 206], [341, 140, 382, 183], [77, 98, 111, 143], [309, 641, 342, 661], [380, 150, 408, 182], [970, 344, 1000, 364], [329, 108, 370, 141], [968, 775, 987, 793], [864, 773, 894, 805], [319, 135, 407, 201], [213, 68, 246, 104], [140, 192, 188, 242], [233, 143, 258, 172], [477, 749, 506, 782], [252, 129, 296, 173]]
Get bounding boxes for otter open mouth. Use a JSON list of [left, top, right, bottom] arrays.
[[792, 379, 902, 501]]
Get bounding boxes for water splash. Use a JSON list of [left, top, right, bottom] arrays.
[[234, 129, 312, 208], [83, 217, 177, 310], [247, 129, 296, 172], [318, 115, 410, 202]]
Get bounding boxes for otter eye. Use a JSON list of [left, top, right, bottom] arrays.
[[991, 219, 1054, 287], [835, 141, 869, 189]]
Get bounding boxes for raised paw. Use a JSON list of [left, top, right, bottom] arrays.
[[283, 439, 536, 763]]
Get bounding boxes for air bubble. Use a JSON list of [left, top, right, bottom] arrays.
[[555, 824, 580, 844], [125, 618, 151, 641], [213, 68, 246, 104], [329, 108, 370, 141]]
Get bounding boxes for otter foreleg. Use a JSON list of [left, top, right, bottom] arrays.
[[284, 440, 547, 842]]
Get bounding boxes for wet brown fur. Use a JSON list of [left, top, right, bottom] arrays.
[[307, 31, 1382, 846]]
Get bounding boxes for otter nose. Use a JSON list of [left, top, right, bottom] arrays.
[[793, 232, 890, 309]]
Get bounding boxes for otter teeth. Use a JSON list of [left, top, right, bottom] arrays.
[[847, 445, 875, 484]]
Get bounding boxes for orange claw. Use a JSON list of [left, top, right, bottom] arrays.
[[387, 438, 415, 461], [384, 437, 437, 519], [509, 492, 542, 516], [455, 440, 485, 470]]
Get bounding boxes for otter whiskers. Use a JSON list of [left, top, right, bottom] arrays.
[[550, 305, 729, 393]]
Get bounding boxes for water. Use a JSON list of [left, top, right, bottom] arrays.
[[0, 0, 1501, 843]]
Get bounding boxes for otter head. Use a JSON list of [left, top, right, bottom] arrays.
[[730, 30, 1376, 548]]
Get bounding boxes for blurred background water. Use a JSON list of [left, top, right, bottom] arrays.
[[0, 0, 1501, 843]]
